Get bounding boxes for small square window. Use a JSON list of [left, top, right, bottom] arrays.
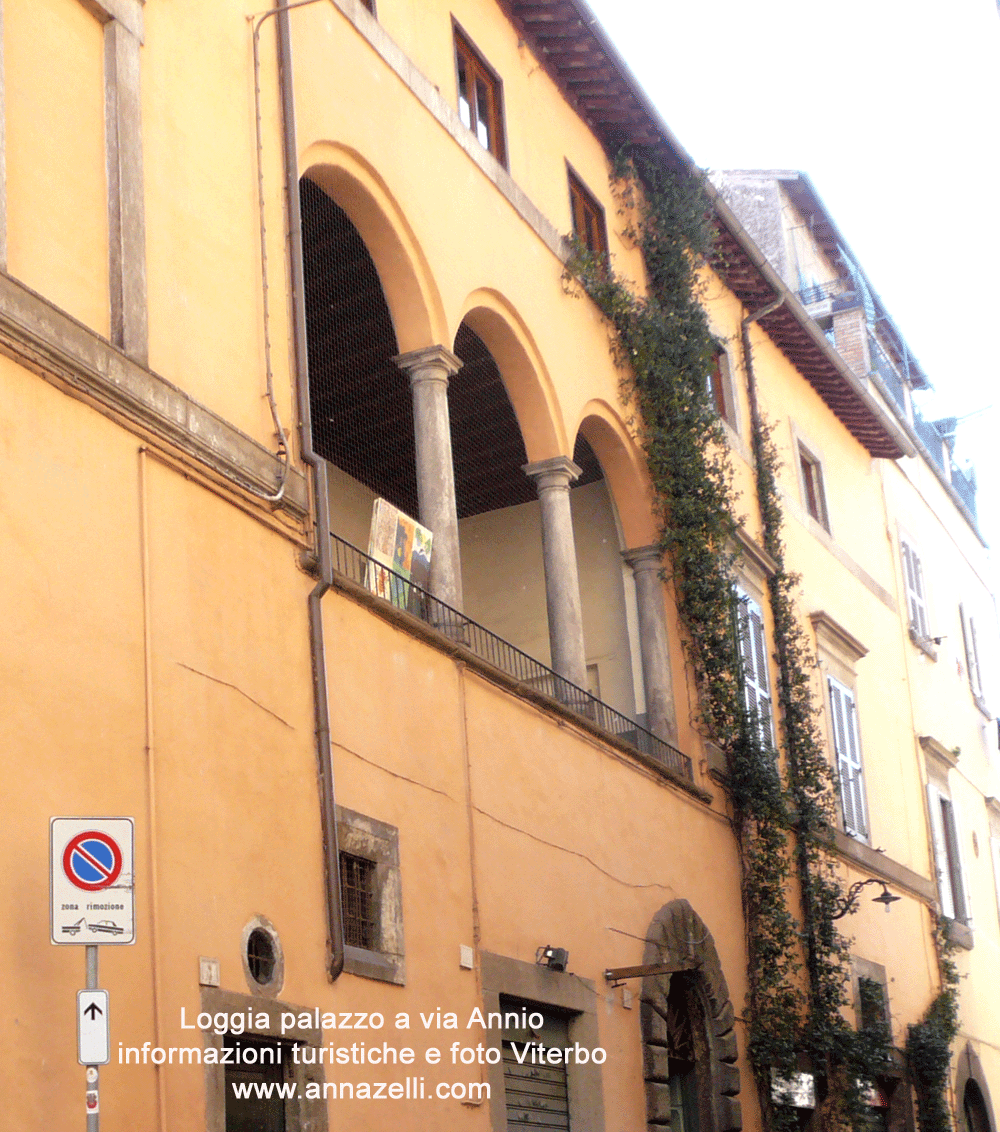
[[340, 852, 378, 951], [568, 171, 608, 260], [455, 29, 505, 166], [336, 807, 405, 984], [798, 444, 829, 530]]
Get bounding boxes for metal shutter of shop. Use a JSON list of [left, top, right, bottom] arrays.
[[502, 1044, 570, 1130]]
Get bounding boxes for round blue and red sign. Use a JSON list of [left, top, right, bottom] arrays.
[[63, 831, 123, 891]]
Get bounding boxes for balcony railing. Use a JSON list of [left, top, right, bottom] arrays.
[[867, 335, 907, 414], [950, 463, 978, 518], [328, 532, 694, 781]]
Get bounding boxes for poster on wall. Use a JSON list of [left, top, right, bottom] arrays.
[[366, 498, 433, 613]]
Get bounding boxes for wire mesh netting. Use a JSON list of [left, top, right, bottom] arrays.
[[301, 176, 420, 517]]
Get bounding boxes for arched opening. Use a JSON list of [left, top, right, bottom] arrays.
[[451, 320, 554, 663], [641, 900, 742, 1132], [568, 429, 641, 721], [966, 1081, 993, 1132], [300, 175, 418, 549]]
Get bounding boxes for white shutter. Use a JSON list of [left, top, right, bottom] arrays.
[[926, 785, 955, 919], [901, 541, 928, 639], [960, 604, 983, 700], [946, 797, 972, 927], [828, 677, 868, 837], [737, 589, 774, 748], [991, 836, 1000, 929]]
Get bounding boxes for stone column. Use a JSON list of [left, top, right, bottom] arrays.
[[524, 456, 588, 691], [393, 345, 463, 609], [623, 545, 677, 742]]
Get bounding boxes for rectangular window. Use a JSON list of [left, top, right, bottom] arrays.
[[828, 676, 868, 838], [736, 588, 774, 748], [707, 350, 735, 426], [960, 604, 984, 702], [798, 445, 829, 530], [455, 30, 505, 165], [927, 786, 970, 924], [900, 540, 930, 640], [569, 171, 608, 259], [340, 852, 378, 951], [991, 835, 1000, 927]]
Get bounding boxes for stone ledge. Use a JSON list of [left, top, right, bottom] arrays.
[[0, 270, 309, 518], [830, 829, 935, 903]]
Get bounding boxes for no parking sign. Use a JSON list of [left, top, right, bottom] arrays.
[[50, 818, 134, 945]]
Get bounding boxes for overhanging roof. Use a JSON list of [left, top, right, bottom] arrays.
[[505, 0, 913, 460]]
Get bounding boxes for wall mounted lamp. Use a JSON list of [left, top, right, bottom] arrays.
[[536, 945, 569, 972], [831, 877, 900, 919]]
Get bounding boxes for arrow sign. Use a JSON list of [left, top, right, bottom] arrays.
[[78, 990, 110, 1066]]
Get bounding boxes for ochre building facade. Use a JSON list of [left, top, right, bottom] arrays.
[[3, 2, 996, 1131]]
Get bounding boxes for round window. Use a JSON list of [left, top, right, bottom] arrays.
[[241, 917, 283, 995]]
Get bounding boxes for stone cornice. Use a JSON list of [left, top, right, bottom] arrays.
[[0, 270, 309, 517]]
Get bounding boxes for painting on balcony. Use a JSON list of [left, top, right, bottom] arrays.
[[366, 498, 433, 611]]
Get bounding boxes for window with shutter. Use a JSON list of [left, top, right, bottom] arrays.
[[926, 784, 971, 925], [736, 588, 774, 749], [959, 604, 984, 702], [991, 836, 1000, 928], [900, 540, 929, 640], [827, 676, 868, 838]]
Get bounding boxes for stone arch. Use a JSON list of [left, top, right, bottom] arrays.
[[641, 899, 742, 1132], [957, 1044, 997, 1132], [575, 401, 658, 551], [457, 289, 564, 462], [301, 141, 446, 351]]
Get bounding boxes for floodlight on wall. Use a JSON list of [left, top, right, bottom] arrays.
[[536, 945, 569, 972]]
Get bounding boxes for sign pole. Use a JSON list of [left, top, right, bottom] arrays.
[[86, 945, 99, 1132]]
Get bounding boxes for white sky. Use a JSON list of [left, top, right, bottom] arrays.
[[585, 0, 1000, 559]]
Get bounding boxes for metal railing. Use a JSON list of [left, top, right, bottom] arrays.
[[329, 532, 693, 781], [950, 463, 978, 518], [867, 335, 907, 413]]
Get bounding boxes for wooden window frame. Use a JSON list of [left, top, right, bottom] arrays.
[[568, 169, 608, 259], [454, 27, 506, 166], [707, 347, 737, 428], [797, 442, 829, 531], [960, 602, 987, 710]]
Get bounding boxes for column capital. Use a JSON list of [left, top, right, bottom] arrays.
[[393, 345, 463, 386], [523, 456, 582, 492], [622, 544, 664, 572]]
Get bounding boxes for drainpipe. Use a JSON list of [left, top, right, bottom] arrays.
[[275, 0, 344, 981], [740, 295, 784, 447]]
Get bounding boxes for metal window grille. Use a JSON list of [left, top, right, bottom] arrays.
[[246, 928, 277, 986], [340, 852, 378, 950]]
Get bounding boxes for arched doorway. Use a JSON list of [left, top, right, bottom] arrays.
[[641, 900, 743, 1132]]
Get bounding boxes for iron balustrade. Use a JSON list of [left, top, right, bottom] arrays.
[[867, 335, 907, 413], [328, 532, 693, 781], [950, 464, 978, 519]]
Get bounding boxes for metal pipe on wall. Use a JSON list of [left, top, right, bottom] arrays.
[[274, 0, 345, 981]]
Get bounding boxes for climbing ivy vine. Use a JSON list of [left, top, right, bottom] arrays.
[[568, 151, 899, 1131], [906, 918, 961, 1132]]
